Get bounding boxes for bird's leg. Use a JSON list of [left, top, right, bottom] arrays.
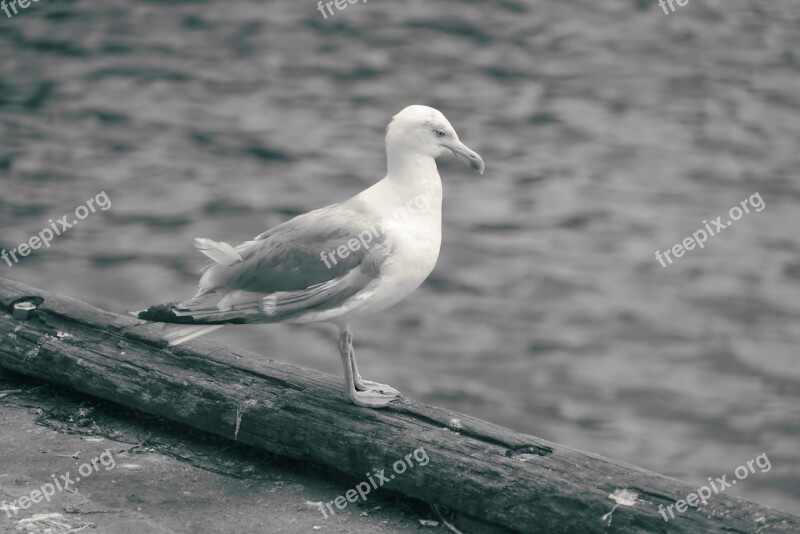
[[345, 329, 400, 397], [338, 326, 398, 408]]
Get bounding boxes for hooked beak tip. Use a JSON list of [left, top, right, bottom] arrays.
[[452, 143, 485, 175]]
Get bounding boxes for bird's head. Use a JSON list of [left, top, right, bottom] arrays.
[[385, 105, 485, 174]]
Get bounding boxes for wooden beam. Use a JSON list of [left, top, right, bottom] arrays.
[[0, 277, 796, 533]]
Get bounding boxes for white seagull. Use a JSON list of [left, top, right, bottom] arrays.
[[137, 105, 485, 408]]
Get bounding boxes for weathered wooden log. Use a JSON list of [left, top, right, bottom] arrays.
[[0, 276, 796, 533]]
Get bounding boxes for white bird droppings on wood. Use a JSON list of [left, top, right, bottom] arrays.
[[602, 489, 640, 526]]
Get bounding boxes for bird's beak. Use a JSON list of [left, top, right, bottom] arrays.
[[450, 142, 485, 175]]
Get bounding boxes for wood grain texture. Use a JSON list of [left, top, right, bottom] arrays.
[[0, 276, 796, 533]]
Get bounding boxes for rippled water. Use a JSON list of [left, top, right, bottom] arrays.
[[1, 0, 799, 515]]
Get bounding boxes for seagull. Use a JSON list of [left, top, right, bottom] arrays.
[[137, 105, 485, 408]]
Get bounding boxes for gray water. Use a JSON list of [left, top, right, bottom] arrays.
[[1, 0, 799, 516]]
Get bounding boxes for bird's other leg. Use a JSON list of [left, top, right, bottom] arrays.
[[338, 326, 397, 408], [346, 328, 400, 397]]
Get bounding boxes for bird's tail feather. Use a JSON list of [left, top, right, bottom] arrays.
[[194, 238, 243, 267], [134, 300, 229, 345], [161, 324, 225, 346]]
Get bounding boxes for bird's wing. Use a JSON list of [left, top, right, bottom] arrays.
[[171, 203, 390, 323]]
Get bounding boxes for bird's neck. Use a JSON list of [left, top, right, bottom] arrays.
[[386, 147, 439, 184], [384, 150, 442, 211]]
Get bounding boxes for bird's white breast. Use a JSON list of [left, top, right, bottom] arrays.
[[357, 179, 442, 314], [329, 175, 443, 322]]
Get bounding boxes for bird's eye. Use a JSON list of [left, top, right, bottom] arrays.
[[435, 130, 446, 137]]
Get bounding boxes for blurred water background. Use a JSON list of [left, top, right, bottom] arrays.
[[1, 0, 799, 516]]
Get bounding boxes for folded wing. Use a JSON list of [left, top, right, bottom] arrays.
[[151, 203, 390, 325]]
